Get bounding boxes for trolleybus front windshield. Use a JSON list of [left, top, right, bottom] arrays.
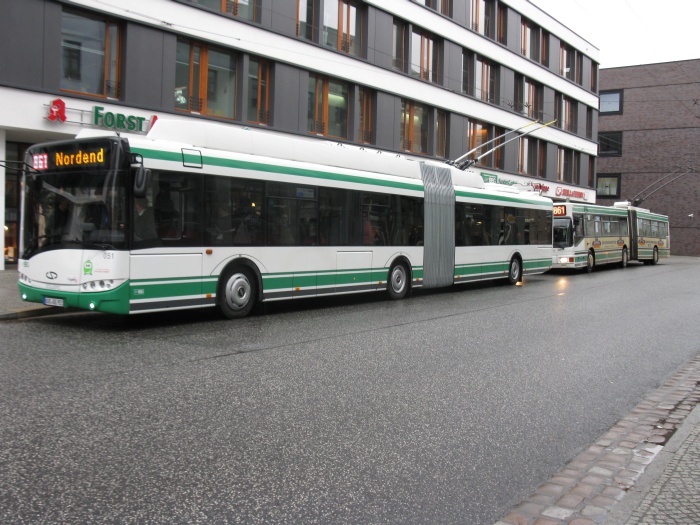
[[553, 217, 574, 248], [22, 142, 128, 258]]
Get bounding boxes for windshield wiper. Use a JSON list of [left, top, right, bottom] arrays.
[[63, 238, 117, 251]]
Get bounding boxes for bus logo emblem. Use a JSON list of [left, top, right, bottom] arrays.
[[83, 260, 93, 276]]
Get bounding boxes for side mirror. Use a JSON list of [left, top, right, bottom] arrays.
[[133, 166, 151, 198]]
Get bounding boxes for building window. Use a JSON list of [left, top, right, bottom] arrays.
[[417, 0, 451, 16], [591, 62, 598, 92], [471, 0, 494, 38], [596, 174, 621, 198], [297, 0, 315, 40], [599, 90, 623, 114], [190, 0, 259, 21], [519, 136, 544, 176], [598, 131, 622, 156], [436, 110, 448, 158], [393, 19, 407, 71], [557, 147, 574, 182], [466, 120, 502, 168], [462, 50, 473, 96], [540, 30, 549, 66], [401, 99, 430, 154], [247, 57, 270, 124], [588, 157, 595, 187], [573, 151, 581, 185], [410, 28, 441, 84], [175, 39, 237, 119], [556, 93, 578, 133], [586, 107, 593, 139], [61, 10, 121, 98], [358, 87, 373, 143], [323, 0, 363, 56], [515, 76, 543, 120], [560, 43, 575, 81], [497, 4, 507, 44], [308, 74, 349, 138], [475, 55, 498, 103], [521, 18, 539, 60]]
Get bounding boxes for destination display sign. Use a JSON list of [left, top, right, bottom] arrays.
[[30, 141, 113, 172], [553, 205, 568, 216]]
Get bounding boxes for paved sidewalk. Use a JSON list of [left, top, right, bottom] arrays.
[[606, 404, 700, 525], [495, 355, 700, 525], [0, 266, 65, 320]]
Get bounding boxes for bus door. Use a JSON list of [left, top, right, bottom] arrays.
[[628, 209, 639, 260], [130, 171, 206, 313]]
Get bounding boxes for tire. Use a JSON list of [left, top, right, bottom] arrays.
[[651, 246, 659, 265], [218, 267, 257, 319], [507, 256, 523, 285], [586, 251, 595, 273], [388, 261, 410, 300], [620, 248, 628, 269]]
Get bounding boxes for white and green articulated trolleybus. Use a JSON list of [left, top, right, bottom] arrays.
[[18, 120, 553, 318], [552, 201, 670, 272]]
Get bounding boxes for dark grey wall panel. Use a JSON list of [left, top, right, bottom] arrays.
[[371, 9, 393, 71], [374, 92, 399, 151], [269, 0, 297, 37], [271, 63, 305, 134], [444, 40, 463, 94], [123, 24, 169, 108]]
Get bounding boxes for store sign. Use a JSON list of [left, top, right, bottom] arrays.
[[93, 106, 147, 132], [480, 170, 590, 202], [45, 98, 153, 133]]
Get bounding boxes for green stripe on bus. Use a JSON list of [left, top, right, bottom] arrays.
[[133, 147, 423, 192], [455, 190, 551, 206]]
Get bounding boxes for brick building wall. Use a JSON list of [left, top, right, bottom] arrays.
[[597, 59, 700, 256]]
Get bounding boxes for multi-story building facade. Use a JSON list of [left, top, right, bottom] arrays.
[[596, 59, 699, 255], [0, 0, 600, 269]]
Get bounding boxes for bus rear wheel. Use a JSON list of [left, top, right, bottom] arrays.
[[388, 261, 410, 300], [586, 251, 595, 273], [651, 247, 659, 265], [219, 267, 257, 319], [620, 248, 628, 269], [507, 256, 523, 285]]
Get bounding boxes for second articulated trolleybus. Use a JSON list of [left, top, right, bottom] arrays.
[[19, 120, 553, 318], [552, 202, 670, 272]]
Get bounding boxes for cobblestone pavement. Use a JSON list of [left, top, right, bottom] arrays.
[[625, 422, 700, 525], [494, 353, 700, 525]]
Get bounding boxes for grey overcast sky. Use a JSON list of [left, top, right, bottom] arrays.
[[528, 0, 700, 69]]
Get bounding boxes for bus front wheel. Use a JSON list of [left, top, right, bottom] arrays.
[[508, 256, 523, 285], [219, 267, 257, 319], [388, 261, 410, 300], [586, 251, 595, 273]]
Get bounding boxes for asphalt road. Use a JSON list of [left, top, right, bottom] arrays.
[[2, 257, 699, 524]]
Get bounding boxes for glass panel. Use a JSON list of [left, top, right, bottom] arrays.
[[327, 79, 348, 138], [205, 48, 236, 118], [235, 0, 255, 21], [412, 103, 429, 153], [106, 22, 119, 98], [298, 0, 314, 40], [600, 92, 621, 113], [393, 20, 405, 70], [347, 3, 360, 56], [247, 58, 268, 123], [323, 0, 339, 49], [61, 11, 108, 96], [308, 75, 320, 133], [175, 40, 192, 110]]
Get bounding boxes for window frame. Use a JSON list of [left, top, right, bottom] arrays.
[[400, 99, 430, 155], [410, 28, 441, 84], [475, 55, 498, 104], [598, 131, 623, 157], [175, 39, 238, 119], [596, 174, 621, 198], [307, 74, 349, 139], [60, 9, 122, 99], [358, 87, 374, 144], [323, 0, 364, 57], [599, 90, 623, 115], [247, 57, 271, 125]]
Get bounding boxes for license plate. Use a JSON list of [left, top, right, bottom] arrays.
[[43, 297, 64, 307]]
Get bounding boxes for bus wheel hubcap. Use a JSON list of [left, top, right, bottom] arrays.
[[391, 266, 406, 294], [226, 273, 250, 310]]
